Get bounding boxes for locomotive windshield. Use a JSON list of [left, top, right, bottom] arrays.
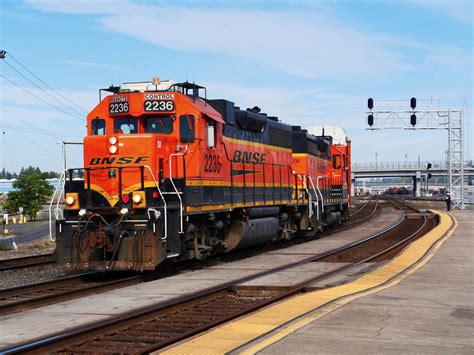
[[91, 118, 106, 135], [145, 115, 174, 134], [114, 118, 138, 134]]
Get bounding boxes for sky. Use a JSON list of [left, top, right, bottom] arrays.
[[0, 0, 472, 173]]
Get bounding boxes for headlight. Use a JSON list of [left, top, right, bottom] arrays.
[[65, 196, 75, 205], [65, 193, 79, 210], [132, 191, 146, 208], [109, 145, 118, 154], [109, 136, 117, 145], [132, 194, 142, 203]]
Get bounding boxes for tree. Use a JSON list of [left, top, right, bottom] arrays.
[[3, 173, 54, 220]]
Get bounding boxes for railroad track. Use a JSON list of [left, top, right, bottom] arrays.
[[338, 195, 380, 231], [0, 253, 55, 271], [0, 198, 436, 354], [0, 272, 142, 315], [0, 196, 383, 316], [0, 196, 408, 317], [349, 196, 372, 216]]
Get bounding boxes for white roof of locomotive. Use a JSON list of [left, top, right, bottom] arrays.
[[121, 80, 177, 92], [306, 125, 348, 145]]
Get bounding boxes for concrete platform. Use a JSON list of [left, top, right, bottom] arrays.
[[249, 210, 474, 354], [0, 207, 402, 348]]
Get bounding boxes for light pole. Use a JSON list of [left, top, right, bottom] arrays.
[[375, 152, 378, 169], [405, 153, 408, 166]]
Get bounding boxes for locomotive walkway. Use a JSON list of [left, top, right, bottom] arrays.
[[164, 210, 472, 354]]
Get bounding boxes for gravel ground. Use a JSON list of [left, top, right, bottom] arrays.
[[0, 265, 71, 289], [0, 237, 68, 290], [0, 237, 55, 260]]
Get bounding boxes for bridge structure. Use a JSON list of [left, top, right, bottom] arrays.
[[351, 160, 474, 207]]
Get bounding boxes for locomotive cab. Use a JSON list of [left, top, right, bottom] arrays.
[[56, 80, 225, 271]]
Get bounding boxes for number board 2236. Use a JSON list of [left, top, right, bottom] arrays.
[[144, 100, 175, 112], [109, 102, 129, 115]]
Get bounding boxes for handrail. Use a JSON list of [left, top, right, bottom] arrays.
[[296, 174, 312, 218], [50, 166, 168, 241], [143, 165, 168, 241], [48, 169, 66, 241], [168, 152, 186, 234], [316, 176, 325, 213], [306, 175, 320, 220]]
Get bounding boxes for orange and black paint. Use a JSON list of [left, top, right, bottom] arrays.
[[57, 82, 351, 271]]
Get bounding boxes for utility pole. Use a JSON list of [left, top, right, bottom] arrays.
[[366, 98, 466, 209]]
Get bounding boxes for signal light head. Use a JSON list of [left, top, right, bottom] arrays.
[[368, 114, 374, 126], [410, 97, 417, 110], [368, 98, 374, 110], [410, 114, 417, 126]]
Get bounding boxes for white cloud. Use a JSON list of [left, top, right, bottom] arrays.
[[0, 77, 98, 118], [206, 81, 364, 130], [63, 59, 120, 70], [26, 0, 416, 79]]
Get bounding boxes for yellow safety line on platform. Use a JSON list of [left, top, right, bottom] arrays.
[[159, 211, 456, 355]]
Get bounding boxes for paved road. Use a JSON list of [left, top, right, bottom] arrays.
[[1, 221, 54, 247]]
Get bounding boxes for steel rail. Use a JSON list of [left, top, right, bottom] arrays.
[[338, 195, 379, 230], [0, 199, 429, 354], [0, 271, 142, 315], [0, 253, 55, 272], [0, 196, 381, 315], [350, 196, 372, 216]]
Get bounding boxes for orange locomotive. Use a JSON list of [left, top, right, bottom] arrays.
[[57, 80, 351, 271]]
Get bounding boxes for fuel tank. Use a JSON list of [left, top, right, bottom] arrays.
[[225, 217, 279, 251]]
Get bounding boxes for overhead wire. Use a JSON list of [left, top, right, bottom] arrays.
[[6, 51, 88, 114], [4, 125, 73, 163], [5, 126, 62, 158], [0, 51, 86, 172], [3, 124, 83, 167], [0, 74, 86, 122], [0, 107, 66, 140], [3, 59, 86, 118]]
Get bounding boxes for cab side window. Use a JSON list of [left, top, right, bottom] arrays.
[[91, 118, 106, 135], [180, 115, 195, 143], [332, 154, 342, 169], [207, 120, 215, 148]]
